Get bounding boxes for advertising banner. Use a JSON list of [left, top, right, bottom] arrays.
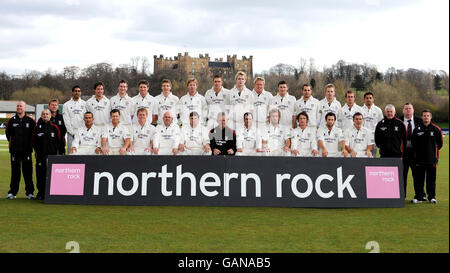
[[45, 155, 404, 208]]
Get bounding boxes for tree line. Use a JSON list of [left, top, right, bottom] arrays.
[[0, 57, 448, 122]]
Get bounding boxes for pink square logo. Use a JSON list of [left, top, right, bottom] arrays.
[[365, 166, 400, 199], [50, 164, 85, 195]]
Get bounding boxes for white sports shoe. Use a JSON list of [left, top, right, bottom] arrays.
[[430, 199, 438, 204], [27, 194, 35, 200], [411, 198, 422, 204], [6, 194, 16, 199]]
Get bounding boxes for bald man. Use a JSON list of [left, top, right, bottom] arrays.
[[6, 101, 36, 199]]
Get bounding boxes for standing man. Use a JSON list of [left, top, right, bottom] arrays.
[[251, 76, 273, 134], [205, 75, 230, 130], [153, 111, 181, 155], [228, 71, 254, 130], [361, 92, 383, 157], [110, 80, 134, 131], [337, 90, 363, 131], [411, 110, 443, 204], [63, 85, 86, 153], [48, 99, 66, 155], [291, 112, 318, 157], [128, 108, 156, 155], [32, 109, 61, 200], [209, 112, 237, 156], [317, 84, 341, 128], [178, 78, 208, 128], [293, 84, 320, 129], [154, 79, 180, 126], [131, 80, 157, 125], [70, 112, 102, 155], [5, 101, 36, 199], [236, 112, 262, 156], [85, 82, 111, 132], [400, 102, 423, 200], [260, 109, 291, 156], [317, 112, 347, 158], [101, 109, 131, 155], [179, 111, 211, 155], [375, 104, 407, 157], [344, 112, 374, 158], [269, 80, 296, 129]]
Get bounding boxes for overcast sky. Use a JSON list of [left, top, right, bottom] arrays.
[[1, 0, 448, 76]]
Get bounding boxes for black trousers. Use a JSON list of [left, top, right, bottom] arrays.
[[414, 164, 437, 200], [9, 152, 34, 196], [403, 149, 417, 197], [36, 156, 48, 197]]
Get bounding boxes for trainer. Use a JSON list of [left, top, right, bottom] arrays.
[[375, 104, 407, 158], [32, 109, 61, 200], [5, 101, 36, 200], [209, 112, 237, 156], [400, 102, 423, 200], [411, 109, 443, 204]]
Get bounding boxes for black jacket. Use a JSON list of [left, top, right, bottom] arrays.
[[399, 116, 423, 159], [50, 110, 67, 154], [32, 118, 61, 159], [412, 123, 443, 165], [209, 126, 237, 155], [375, 117, 407, 158], [5, 113, 36, 155]]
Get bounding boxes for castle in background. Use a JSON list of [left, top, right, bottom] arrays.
[[153, 52, 253, 82]]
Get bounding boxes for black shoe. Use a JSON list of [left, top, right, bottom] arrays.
[[421, 197, 428, 202], [35, 195, 44, 200]]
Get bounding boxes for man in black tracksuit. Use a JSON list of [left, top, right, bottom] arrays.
[[48, 99, 67, 155], [411, 110, 443, 204], [32, 109, 61, 200], [375, 105, 407, 158], [5, 101, 36, 199], [375, 105, 407, 197], [209, 112, 237, 156]]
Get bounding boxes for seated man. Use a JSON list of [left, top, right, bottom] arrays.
[[179, 111, 211, 155], [101, 109, 131, 155], [317, 112, 347, 157], [260, 108, 291, 156], [236, 112, 263, 156], [128, 108, 156, 155], [344, 112, 374, 158], [153, 111, 181, 155], [291, 112, 318, 157], [70, 112, 102, 155], [209, 112, 237, 156]]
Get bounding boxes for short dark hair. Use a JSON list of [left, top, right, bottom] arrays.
[[364, 92, 374, 98], [94, 81, 104, 90], [119, 79, 128, 85], [297, 111, 309, 121], [302, 84, 312, 90], [110, 109, 121, 116], [84, 112, 94, 118], [190, 111, 199, 117], [243, 112, 253, 119], [345, 90, 355, 97], [138, 80, 149, 87], [422, 109, 432, 115], [72, 85, 81, 92], [325, 112, 336, 121], [161, 79, 171, 85], [353, 112, 363, 119], [213, 75, 222, 80], [278, 80, 288, 87]]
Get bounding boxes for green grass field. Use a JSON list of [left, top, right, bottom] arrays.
[[0, 138, 448, 253]]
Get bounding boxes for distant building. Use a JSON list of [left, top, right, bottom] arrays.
[[153, 52, 253, 81], [0, 101, 36, 119]]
